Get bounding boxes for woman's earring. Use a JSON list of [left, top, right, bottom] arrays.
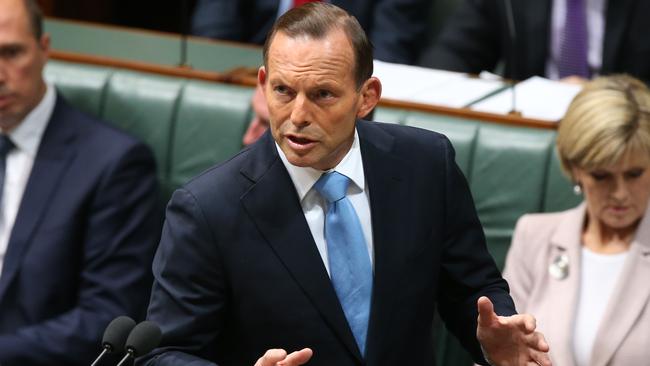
[[573, 184, 582, 195]]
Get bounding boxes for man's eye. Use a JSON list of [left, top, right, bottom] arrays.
[[274, 86, 289, 95], [0, 46, 23, 59], [315, 90, 333, 99]]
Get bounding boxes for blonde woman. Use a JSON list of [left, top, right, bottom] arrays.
[[504, 75, 650, 366]]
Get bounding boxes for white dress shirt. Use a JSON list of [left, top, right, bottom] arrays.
[[0, 85, 56, 277], [546, 0, 607, 79], [572, 247, 627, 366], [276, 129, 374, 275]]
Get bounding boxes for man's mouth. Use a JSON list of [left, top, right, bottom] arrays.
[[286, 135, 317, 151]]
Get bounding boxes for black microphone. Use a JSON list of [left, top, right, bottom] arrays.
[[116, 321, 163, 366], [91, 316, 136, 366]]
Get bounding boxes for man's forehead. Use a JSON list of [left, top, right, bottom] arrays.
[[0, 0, 32, 36], [268, 30, 354, 70]]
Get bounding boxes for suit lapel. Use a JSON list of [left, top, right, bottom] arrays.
[[0, 97, 77, 300], [590, 206, 650, 366], [355, 122, 410, 365], [602, 0, 635, 72], [545, 205, 585, 366], [239, 133, 362, 362]]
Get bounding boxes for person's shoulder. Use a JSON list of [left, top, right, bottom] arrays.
[[513, 206, 580, 245], [516, 209, 573, 231], [358, 120, 450, 151], [181, 143, 257, 197]]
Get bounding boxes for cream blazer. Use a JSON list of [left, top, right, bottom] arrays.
[[503, 203, 650, 366]]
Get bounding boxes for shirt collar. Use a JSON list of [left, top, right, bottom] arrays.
[[9, 84, 56, 157], [276, 129, 366, 201]]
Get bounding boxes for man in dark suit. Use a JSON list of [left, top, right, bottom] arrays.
[[423, 0, 650, 83], [191, 0, 431, 65], [0, 0, 161, 364], [142, 3, 551, 366]]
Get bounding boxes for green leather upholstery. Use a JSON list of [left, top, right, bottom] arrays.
[[44, 60, 254, 201], [373, 106, 409, 125], [45, 19, 262, 72], [102, 71, 184, 196], [170, 80, 253, 190], [544, 148, 582, 212], [404, 112, 478, 176], [470, 125, 556, 269], [44, 61, 112, 117]]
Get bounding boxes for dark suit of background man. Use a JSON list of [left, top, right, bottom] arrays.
[[0, 0, 161, 364], [424, 0, 650, 83], [191, 0, 431, 65], [141, 3, 552, 366]]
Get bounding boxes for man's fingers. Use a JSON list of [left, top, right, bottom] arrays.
[[530, 348, 553, 366], [254, 349, 287, 366], [516, 314, 536, 334], [278, 348, 313, 366], [477, 296, 497, 327], [526, 331, 550, 352]]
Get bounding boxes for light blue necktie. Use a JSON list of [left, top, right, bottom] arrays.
[[314, 171, 372, 356]]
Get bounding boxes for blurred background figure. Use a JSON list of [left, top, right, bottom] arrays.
[[242, 85, 269, 146], [504, 74, 650, 366], [423, 0, 650, 84], [0, 0, 161, 364], [191, 0, 432, 65]]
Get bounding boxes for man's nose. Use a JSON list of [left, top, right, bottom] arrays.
[[290, 94, 311, 127]]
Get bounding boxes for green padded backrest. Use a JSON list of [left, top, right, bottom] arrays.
[[169, 80, 254, 192], [44, 60, 112, 117], [102, 71, 184, 196], [45, 19, 263, 73], [469, 124, 555, 269], [372, 106, 408, 125], [403, 112, 479, 176], [543, 147, 582, 212]]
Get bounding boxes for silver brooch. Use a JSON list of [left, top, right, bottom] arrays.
[[548, 253, 569, 280]]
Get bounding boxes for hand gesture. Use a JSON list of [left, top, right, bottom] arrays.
[[476, 296, 552, 366], [254, 348, 313, 366]]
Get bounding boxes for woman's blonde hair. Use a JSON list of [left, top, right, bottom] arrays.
[[557, 74, 650, 179]]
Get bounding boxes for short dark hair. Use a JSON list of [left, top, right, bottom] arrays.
[[262, 2, 373, 88], [24, 0, 43, 39]]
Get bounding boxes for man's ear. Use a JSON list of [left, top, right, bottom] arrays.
[[258, 66, 267, 86], [39, 33, 50, 60], [357, 77, 382, 119]]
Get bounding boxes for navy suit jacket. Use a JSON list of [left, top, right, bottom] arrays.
[[0, 96, 161, 365], [191, 0, 431, 64], [424, 0, 650, 82], [140, 121, 515, 366]]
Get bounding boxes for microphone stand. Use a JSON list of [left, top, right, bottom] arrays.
[[116, 349, 135, 366], [179, 0, 191, 68], [90, 347, 109, 366], [504, 0, 520, 116]]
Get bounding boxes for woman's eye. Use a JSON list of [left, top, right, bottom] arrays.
[[590, 172, 609, 181], [625, 169, 645, 179]]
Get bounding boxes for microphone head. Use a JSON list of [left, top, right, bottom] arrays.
[[125, 321, 162, 357], [102, 316, 136, 354]]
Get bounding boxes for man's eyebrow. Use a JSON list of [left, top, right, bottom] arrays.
[[0, 43, 26, 51]]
